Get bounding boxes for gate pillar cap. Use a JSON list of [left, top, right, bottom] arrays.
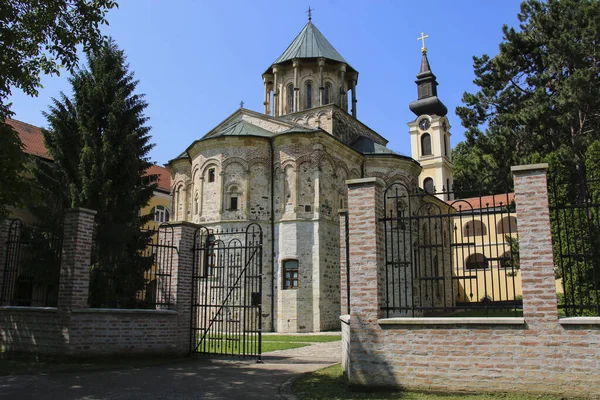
[[511, 163, 549, 173]]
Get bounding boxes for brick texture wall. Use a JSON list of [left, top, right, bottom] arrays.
[[0, 209, 195, 357], [342, 166, 600, 399]]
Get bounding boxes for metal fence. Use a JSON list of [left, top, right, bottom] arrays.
[[190, 224, 263, 359], [381, 183, 520, 317], [1, 219, 64, 307], [549, 172, 600, 317], [89, 224, 176, 309]]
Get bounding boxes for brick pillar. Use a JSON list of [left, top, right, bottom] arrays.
[[345, 177, 391, 386], [58, 208, 96, 311], [339, 209, 349, 316], [512, 164, 559, 326], [346, 178, 386, 321], [169, 221, 197, 354]]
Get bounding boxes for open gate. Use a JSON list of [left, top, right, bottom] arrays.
[[190, 223, 263, 360]]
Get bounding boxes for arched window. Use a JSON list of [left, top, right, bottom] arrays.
[[444, 135, 449, 157], [151, 205, 170, 223], [463, 220, 488, 237], [324, 83, 331, 105], [207, 168, 215, 183], [421, 133, 432, 156], [283, 259, 299, 289], [306, 81, 312, 109], [496, 216, 517, 235], [465, 253, 488, 270], [194, 192, 199, 215], [423, 177, 434, 194], [227, 185, 241, 211], [287, 83, 294, 113]]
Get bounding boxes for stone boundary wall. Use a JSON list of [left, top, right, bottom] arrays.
[[0, 210, 195, 357], [341, 166, 600, 399]]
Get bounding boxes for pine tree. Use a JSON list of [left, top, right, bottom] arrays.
[[454, 0, 600, 190], [35, 40, 157, 307]]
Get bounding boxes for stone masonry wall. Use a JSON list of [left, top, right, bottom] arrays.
[[342, 166, 600, 399]]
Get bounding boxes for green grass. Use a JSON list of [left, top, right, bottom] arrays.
[[262, 334, 341, 343], [194, 333, 341, 354], [293, 364, 562, 400]]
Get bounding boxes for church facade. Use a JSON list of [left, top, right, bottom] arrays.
[[166, 20, 452, 332]]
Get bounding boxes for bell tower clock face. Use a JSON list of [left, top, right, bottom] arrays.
[[418, 119, 430, 131]]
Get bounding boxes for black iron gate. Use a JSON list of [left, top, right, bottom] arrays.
[[190, 224, 263, 360]]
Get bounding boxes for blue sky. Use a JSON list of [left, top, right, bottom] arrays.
[[8, 0, 524, 165]]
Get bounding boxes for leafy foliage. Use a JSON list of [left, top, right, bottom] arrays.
[[34, 40, 157, 308], [0, 124, 30, 221], [0, 0, 118, 222], [454, 0, 600, 190]]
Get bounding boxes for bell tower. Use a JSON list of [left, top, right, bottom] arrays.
[[408, 33, 453, 201]]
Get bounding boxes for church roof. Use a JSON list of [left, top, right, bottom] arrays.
[[351, 136, 398, 155], [209, 119, 275, 138], [272, 21, 349, 66]]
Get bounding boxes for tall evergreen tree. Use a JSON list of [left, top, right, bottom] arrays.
[[0, 0, 118, 222], [35, 40, 157, 307], [454, 0, 600, 315], [454, 0, 600, 189]]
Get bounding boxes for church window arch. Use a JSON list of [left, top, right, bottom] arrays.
[[208, 168, 216, 183], [306, 81, 313, 109], [421, 133, 432, 156], [194, 192, 199, 215], [287, 83, 294, 113], [227, 185, 242, 211], [423, 177, 434, 194], [324, 83, 332, 105]]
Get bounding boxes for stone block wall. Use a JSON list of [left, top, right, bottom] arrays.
[[341, 165, 600, 399]]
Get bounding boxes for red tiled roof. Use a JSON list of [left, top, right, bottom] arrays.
[[450, 193, 515, 211], [5, 118, 171, 192], [6, 118, 51, 160], [146, 164, 171, 192]]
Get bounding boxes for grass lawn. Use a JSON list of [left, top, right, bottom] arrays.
[[195, 333, 342, 354], [293, 364, 562, 400]]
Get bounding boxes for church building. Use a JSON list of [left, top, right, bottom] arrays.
[[166, 19, 452, 332]]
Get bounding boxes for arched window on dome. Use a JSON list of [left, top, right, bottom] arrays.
[[423, 177, 434, 194], [287, 83, 294, 113], [421, 133, 432, 156], [306, 81, 312, 109], [324, 83, 332, 105]]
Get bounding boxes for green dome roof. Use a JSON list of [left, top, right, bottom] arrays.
[[272, 21, 350, 66]]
